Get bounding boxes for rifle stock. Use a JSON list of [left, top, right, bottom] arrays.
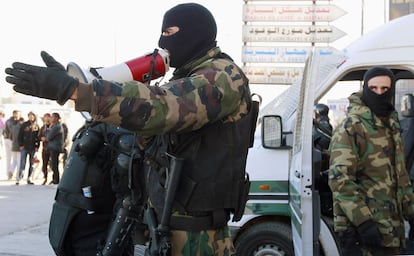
[[143, 153, 184, 256]]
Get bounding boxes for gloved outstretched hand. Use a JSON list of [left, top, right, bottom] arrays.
[[5, 51, 78, 105], [356, 220, 383, 248]]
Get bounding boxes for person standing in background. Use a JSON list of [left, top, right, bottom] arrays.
[[4, 110, 21, 180], [60, 120, 69, 168], [0, 111, 5, 161], [18, 111, 40, 185], [42, 112, 63, 185], [12, 117, 24, 185], [329, 67, 414, 255], [38, 113, 51, 185]]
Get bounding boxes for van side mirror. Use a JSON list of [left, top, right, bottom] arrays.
[[262, 115, 283, 148], [401, 94, 414, 117]]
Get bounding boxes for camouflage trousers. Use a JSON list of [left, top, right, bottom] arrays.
[[170, 226, 235, 256]]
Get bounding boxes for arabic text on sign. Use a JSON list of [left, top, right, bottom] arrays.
[[243, 4, 347, 22], [242, 25, 346, 43], [242, 46, 335, 63], [243, 66, 304, 84]]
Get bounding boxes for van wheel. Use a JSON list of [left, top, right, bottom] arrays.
[[235, 221, 294, 256]]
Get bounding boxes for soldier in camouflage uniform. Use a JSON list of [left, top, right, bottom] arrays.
[[5, 3, 255, 256], [328, 67, 414, 256]]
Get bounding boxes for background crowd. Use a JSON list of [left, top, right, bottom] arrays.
[[0, 110, 68, 185]]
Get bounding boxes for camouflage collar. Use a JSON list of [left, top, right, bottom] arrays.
[[172, 47, 222, 78], [348, 91, 371, 117], [348, 91, 400, 130]]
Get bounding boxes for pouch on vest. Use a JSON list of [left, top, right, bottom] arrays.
[[48, 122, 120, 254], [49, 202, 82, 256], [155, 97, 259, 221], [229, 98, 258, 221]]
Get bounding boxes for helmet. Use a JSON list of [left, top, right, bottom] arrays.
[[314, 103, 329, 117]]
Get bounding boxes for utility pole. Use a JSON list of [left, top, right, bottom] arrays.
[[361, 0, 365, 36]]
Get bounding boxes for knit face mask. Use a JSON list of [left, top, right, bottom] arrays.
[[158, 3, 217, 68], [361, 67, 395, 117]]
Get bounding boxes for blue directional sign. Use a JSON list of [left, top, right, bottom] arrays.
[[242, 46, 336, 63]]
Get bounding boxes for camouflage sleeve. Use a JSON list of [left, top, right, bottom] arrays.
[[402, 185, 414, 218], [328, 117, 372, 226], [74, 59, 249, 137], [389, 115, 414, 218], [397, 139, 414, 218]]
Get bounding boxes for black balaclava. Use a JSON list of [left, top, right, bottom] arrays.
[[158, 3, 217, 68], [361, 67, 396, 117]]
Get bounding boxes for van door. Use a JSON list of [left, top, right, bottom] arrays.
[[288, 50, 319, 256], [289, 48, 346, 256]]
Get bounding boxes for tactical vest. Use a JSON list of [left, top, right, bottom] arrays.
[[146, 98, 258, 230], [49, 122, 137, 255]]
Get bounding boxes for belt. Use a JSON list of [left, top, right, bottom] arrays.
[[169, 210, 229, 232]]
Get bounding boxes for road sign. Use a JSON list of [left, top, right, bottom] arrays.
[[243, 0, 316, 2], [243, 4, 347, 22], [243, 66, 304, 84], [243, 25, 346, 43], [242, 46, 336, 63]]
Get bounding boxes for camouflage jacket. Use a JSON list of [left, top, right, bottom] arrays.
[[75, 46, 247, 255], [75, 47, 250, 138], [328, 91, 414, 247]]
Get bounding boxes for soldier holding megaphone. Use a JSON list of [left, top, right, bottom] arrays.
[[5, 3, 258, 256]]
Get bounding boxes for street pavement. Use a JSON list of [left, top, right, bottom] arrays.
[[0, 157, 56, 256], [2, 154, 414, 256]]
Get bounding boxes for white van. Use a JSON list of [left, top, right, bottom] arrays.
[[230, 13, 414, 256]]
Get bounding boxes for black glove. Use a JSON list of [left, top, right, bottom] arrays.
[[408, 216, 414, 241], [356, 220, 383, 248], [5, 51, 78, 105], [337, 229, 363, 256], [41, 51, 66, 70]]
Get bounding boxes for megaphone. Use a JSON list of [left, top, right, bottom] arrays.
[[67, 48, 169, 84], [67, 48, 169, 121]]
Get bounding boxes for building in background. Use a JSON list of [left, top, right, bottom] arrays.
[[390, 0, 414, 19]]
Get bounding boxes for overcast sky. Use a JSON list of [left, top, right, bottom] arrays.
[[0, 0, 388, 101]]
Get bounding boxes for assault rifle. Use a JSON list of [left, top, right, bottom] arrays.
[[140, 153, 184, 256], [98, 134, 144, 256]]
